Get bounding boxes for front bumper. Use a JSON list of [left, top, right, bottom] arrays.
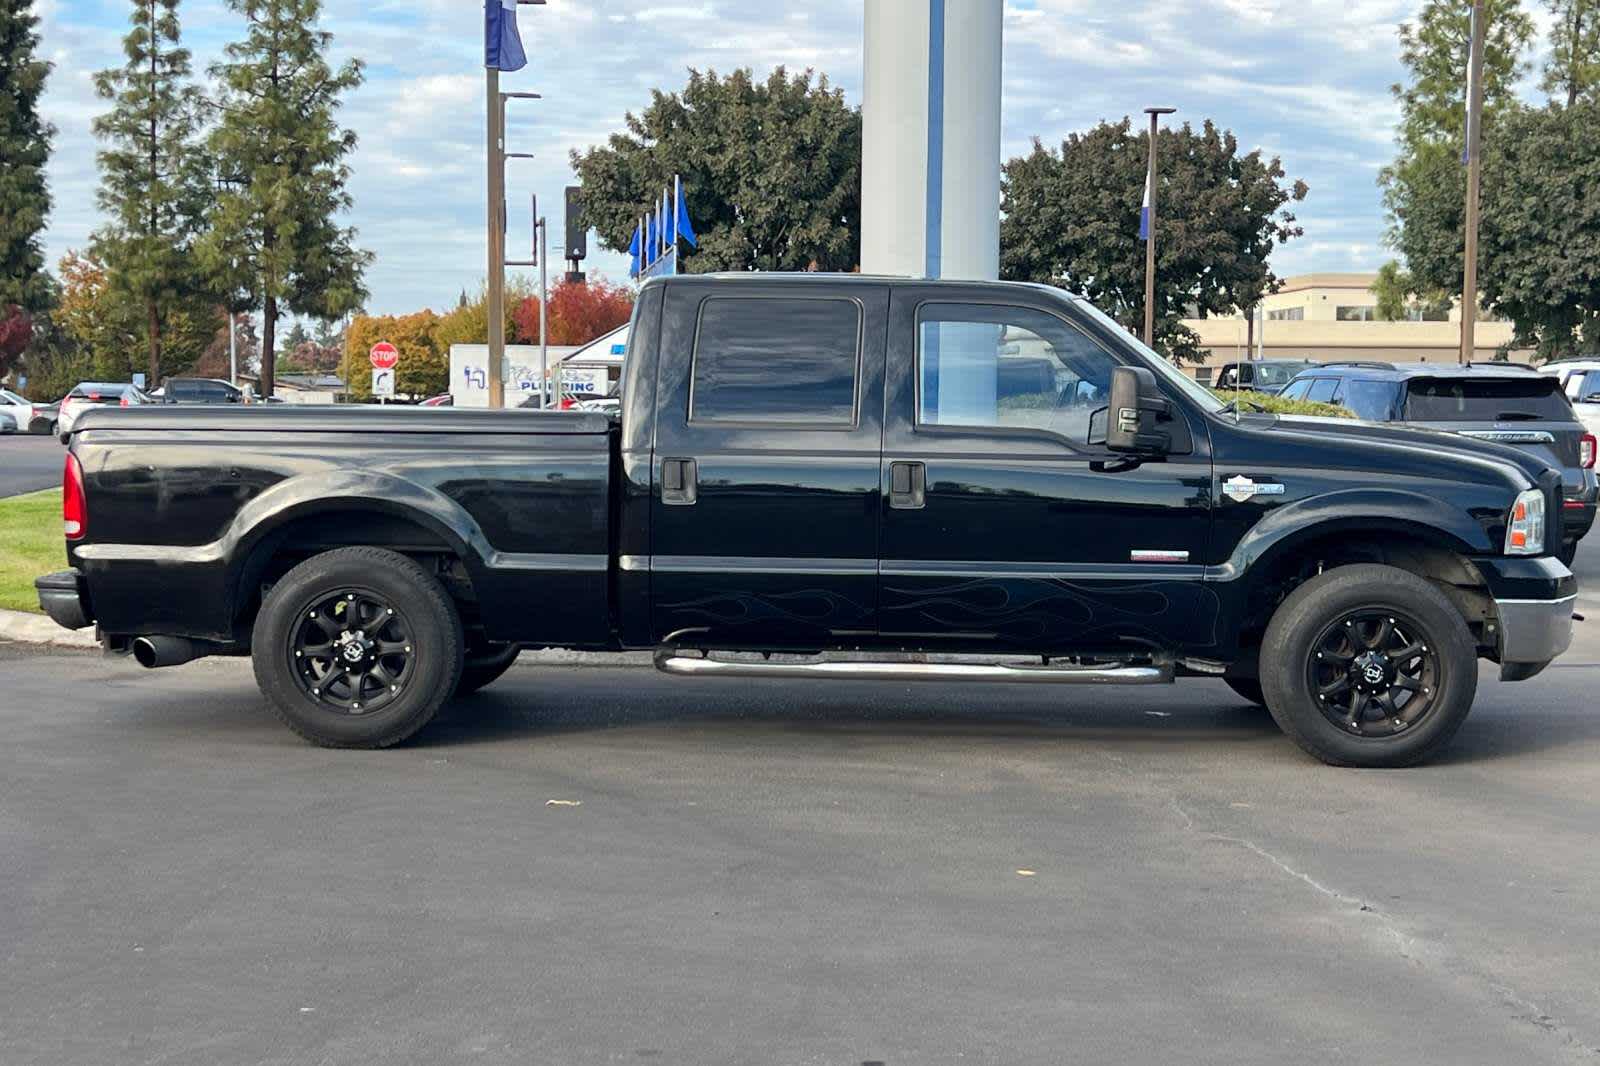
[[1494, 595, 1575, 665], [35, 569, 92, 631], [1472, 555, 1577, 680]]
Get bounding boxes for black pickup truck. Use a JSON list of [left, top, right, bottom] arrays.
[[38, 274, 1577, 767]]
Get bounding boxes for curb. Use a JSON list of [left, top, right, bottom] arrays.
[[0, 607, 653, 666]]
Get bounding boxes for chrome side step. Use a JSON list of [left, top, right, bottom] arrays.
[[653, 650, 1173, 685]]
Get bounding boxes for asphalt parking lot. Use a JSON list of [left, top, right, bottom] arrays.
[[0, 432, 63, 498], [2, 545, 1598, 1064]]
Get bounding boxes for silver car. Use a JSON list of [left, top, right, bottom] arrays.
[[57, 382, 154, 442]]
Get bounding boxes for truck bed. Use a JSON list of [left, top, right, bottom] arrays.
[[68, 405, 617, 648]]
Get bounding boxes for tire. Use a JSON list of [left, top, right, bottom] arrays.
[[1224, 677, 1267, 706], [251, 546, 464, 748], [457, 643, 520, 695], [1259, 563, 1477, 768], [59, 432, 70, 445], [1557, 540, 1577, 568]]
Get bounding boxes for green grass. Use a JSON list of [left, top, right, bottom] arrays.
[[0, 490, 65, 613]]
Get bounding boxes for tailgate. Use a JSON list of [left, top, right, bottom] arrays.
[[1404, 376, 1585, 492]]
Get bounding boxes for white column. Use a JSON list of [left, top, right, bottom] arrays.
[[860, 0, 1002, 281]]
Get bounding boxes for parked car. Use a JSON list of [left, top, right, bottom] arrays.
[[0, 387, 51, 434], [420, 394, 453, 407], [160, 377, 244, 404], [1214, 359, 1318, 395], [0, 409, 15, 433], [1281, 361, 1597, 564], [38, 274, 1576, 768], [1540, 360, 1600, 438], [56, 382, 153, 442]]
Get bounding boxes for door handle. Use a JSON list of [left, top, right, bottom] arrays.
[[889, 461, 925, 509], [661, 457, 698, 506]]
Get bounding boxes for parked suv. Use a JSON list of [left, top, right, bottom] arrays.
[[160, 377, 244, 405], [1214, 359, 1317, 395], [1282, 362, 1597, 563], [1541, 360, 1600, 439]]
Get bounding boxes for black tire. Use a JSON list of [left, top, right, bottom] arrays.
[[251, 546, 464, 748], [1259, 563, 1477, 768], [457, 643, 520, 695], [1557, 540, 1578, 567], [1224, 677, 1267, 706]]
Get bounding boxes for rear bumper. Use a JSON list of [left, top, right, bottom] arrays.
[[35, 569, 92, 631], [1562, 496, 1596, 542]]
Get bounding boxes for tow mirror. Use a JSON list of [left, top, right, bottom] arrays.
[[1106, 365, 1173, 455]]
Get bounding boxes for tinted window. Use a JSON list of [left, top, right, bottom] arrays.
[[1404, 377, 1573, 421], [1341, 379, 1400, 421], [917, 303, 1118, 444], [690, 297, 860, 424], [1279, 379, 1312, 401], [1305, 378, 1340, 403]]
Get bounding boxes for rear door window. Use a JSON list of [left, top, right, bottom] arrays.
[[1404, 377, 1574, 421], [690, 297, 861, 425], [1340, 379, 1399, 421], [1305, 378, 1341, 404], [1279, 379, 1312, 401]]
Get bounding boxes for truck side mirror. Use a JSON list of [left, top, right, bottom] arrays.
[[1106, 365, 1172, 455]]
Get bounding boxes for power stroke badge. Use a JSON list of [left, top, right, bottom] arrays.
[[1222, 475, 1286, 503]]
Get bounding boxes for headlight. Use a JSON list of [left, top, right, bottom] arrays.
[[1504, 487, 1546, 556]]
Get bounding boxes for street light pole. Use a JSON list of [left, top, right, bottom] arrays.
[[485, 65, 505, 408], [1143, 106, 1177, 348], [1460, 0, 1487, 366]]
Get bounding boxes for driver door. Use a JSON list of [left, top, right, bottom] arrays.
[[878, 285, 1217, 654]]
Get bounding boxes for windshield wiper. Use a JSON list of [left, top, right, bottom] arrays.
[[1492, 411, 1541, 421]]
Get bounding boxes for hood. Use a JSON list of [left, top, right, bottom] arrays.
[[1264, 413, 1555, 487]]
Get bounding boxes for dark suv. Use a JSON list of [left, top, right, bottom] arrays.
[[160, 377, 244, 404], [1282, 362, 1598, 563]]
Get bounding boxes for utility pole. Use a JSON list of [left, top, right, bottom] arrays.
[[485, 64, 505, 408], [1460, 0, 1486, 366], [1143, 106, 1177, 348], [538, 215, 549, 409]]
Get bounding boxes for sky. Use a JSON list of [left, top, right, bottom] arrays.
[[32, 0, 1560, 319]]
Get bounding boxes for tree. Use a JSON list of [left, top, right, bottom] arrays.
[[0, 0, 56, 380], [511, 277, 634, 346], [1380, 0, 1534, 299], [1000, 118, 1308, 363], [573, 67, 861, 272], [199, 0, 370, 401], [90, 0, 213, 386], [341, 311, 443, 401], [1477, 101, 1600, 359], [53, 251, 142, 381], [1541, 0, 1600, 107]]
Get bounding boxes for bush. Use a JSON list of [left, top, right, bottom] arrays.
[[1210, 388, 1355, 419]]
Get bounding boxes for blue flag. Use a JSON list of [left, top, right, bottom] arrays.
[[1138, 172, 1151, 241], [674, 182, 697, 248], [646, 214, 658, 261], [628, 224, 642, 277], [485, 0, 527, 72]]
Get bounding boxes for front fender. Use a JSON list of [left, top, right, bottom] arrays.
[[1215, 487, 1495, 581]]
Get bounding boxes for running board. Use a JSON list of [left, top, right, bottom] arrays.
[[653, 650, 1173, 685]]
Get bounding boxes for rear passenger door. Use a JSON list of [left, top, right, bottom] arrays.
[[649, 280, 888, 646]]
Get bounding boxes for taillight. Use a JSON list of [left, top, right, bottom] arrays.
[[119, 394, 130, 407], [1582, 433, 1596, 470], [63, 453, 87, 541]]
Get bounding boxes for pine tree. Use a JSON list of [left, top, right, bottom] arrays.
[[91, 0, 213, 386], [1542, 0, 1600, 107], [0, 0, 55, 380], [199, 0, 370, 400]]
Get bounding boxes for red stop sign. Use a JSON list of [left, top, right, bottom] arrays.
[[369, 342, 399, 370]]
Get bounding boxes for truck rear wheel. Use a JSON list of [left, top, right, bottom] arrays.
[[1259, 564, 1477, 768], [252, 547, 464, 748]]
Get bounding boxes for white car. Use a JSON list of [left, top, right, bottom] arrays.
[[0, 387, 43, 434], [57, 382, 153, 441], [1540, 361, 1600, 437]]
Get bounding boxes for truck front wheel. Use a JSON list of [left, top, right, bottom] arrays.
[[457, 643, 521, 695], [252, 547, 464, 748], [1259, 564, 1477, 768]]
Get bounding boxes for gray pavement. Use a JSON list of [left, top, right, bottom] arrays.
[[2, 573, 1599, 1064], [0, 432, 63, 497]]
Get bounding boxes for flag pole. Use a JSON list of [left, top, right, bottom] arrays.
[[1142, 106, 1177, 348], [1460, 0, 1486, 366]]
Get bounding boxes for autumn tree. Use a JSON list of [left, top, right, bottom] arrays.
[[1001, 118, 1307, 363], [573, 68, 860, 272], [91, 0, 213, 385], [199, 0, 370, 400], [0, 0, 55, 380], [511, 277, 634, 346], [341, 310, 443, 400]]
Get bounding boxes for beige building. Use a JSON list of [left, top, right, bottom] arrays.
[[1182, 273, 1526, 382]]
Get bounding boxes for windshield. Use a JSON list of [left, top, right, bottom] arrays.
[[1253, 363, 1306, 386], [0, 389, 27, 405], [1404, 377, 1573, 422], [1071, 298, 1226, 413]]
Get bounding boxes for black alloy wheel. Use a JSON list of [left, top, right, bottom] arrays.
[[290, 589, 416, 715], [1307, 610, 1439, 738]]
